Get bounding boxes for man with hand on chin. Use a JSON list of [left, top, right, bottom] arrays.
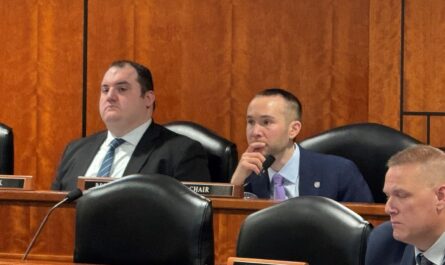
[[52, 60, 210, 190], [230, 88, 373, 202]]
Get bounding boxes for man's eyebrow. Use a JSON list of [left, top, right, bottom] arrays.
[[385, 187, 409, 195], [246, 115, 274, 119], [115, 81, 130, 86], [101, 81, 130, 87]]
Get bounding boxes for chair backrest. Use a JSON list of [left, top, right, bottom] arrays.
[[236, 196, 371, 265], [0, 123, 13, 174], [74, 174, 214, 265], [164, 121, 238, 183], [300, 122, 421, 202]]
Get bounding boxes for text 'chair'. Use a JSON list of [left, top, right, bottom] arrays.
[[74, 174, 214, 265], [236, 196, 371, 265], [0, 123, 13, 174], [228, 257, 309, 265], [165, 121, 238, 183], [300, 122, 421, 202]]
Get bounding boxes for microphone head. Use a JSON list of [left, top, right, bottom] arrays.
[[65, 188, 83, 203], [262, 155, 276, 170]]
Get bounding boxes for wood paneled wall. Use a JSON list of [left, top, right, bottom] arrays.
[[0, 0, 443, 189]]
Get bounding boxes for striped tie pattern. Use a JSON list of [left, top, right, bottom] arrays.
[[97, 138, 125, 177], [416, 254, 435, 265]]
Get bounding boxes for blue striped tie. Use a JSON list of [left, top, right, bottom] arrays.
[[97, 138, 125, 177]]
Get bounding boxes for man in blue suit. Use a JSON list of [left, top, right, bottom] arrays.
[[369, 144, 445, 265], [230, 88, 373, 202]]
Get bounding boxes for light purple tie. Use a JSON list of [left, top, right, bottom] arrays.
[[272, 173, 286, 200]]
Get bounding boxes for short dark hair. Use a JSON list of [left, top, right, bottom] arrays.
[[110, 60, 154, 95], [255, 88, 302, 120], [387, 144, 445, 185], [388, 144, 445, 167]]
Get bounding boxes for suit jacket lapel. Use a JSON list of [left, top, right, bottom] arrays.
[[247, 171, 270, 198], [298, 147, 320, 196], [123, 122, 161, 175], [72, 133, 106, 177], [400, 245, 416, 265]]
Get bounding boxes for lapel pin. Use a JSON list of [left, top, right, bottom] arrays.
[[314, 181, 320, 188]]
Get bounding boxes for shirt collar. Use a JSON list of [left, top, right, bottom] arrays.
[[268, 143, 300, 184], [107, 119, 152, 147], [415, 232, 445, 265]]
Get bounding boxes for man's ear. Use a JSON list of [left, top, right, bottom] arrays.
[[289, 120, 302, 139], [436, 185, 445, 211], [145, 90, 155, 109]]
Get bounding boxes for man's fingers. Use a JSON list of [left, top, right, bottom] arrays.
[[239, 153, 266, 173], [246, 142, 267, 153]]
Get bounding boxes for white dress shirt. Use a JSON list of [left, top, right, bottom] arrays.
[[415, 232, 445, 265], [84, 119, 152, 178]]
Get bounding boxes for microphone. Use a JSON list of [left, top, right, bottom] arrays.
[[260, 154, 276, 175], [243, 155, 276, 198], [243, 154, 276, 186], [22, 188, 83, 260]]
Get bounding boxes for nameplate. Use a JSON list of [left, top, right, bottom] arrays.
[[77, 177, 114, 190], [182, 182, 243, 198], [228, 257, 308, 265], [77, 177, 243, 197], [0, 175, 33, 190]]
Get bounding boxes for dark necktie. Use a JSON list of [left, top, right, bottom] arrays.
[[416, 254, 435, 265], [97, 138, 125, 177], [272, 173, 286, 200]]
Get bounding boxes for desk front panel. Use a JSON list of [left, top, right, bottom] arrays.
[[0, 191, 387, 265]]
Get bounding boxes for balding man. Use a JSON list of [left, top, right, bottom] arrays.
[[230, 88, 373, 202]]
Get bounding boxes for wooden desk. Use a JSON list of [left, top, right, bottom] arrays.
[[0, 259, 90, 264], [0, 190, 388, 265]]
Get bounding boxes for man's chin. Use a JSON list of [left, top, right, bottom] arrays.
[[102, 115, 122, 124], [392, 229, 409, 243]]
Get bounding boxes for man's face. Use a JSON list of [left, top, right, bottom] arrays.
[[99, 65, 153, 134], [246, 95, 299, 157], [384, 163, 440, 249]]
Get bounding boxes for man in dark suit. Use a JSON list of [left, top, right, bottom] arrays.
[[52, 60, 210, 190], [365, 221, 408, 265], [370, 145, 445, 265], [230, 88, 373, 202]]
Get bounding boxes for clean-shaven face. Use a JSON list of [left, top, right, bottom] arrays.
[[246, 95, 296, 157], [384, 163, 441, 249], [99, 64, 152, 134]]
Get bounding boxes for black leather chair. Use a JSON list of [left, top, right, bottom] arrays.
[[164, 121, 238, 183], [74, 174, 214, 265], [0, 123, 13, 174], [300, 123, 421, 202], [236, 196, 372, 265]]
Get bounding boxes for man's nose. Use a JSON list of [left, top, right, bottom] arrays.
[[251, 124, 263, 136], [384, 197, 396, 215], [105, 87, 118, 99]]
